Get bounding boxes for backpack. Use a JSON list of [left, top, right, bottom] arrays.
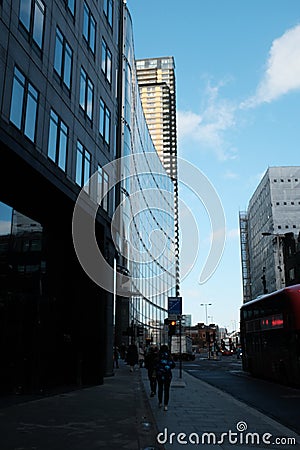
[[156, 352, 175, 380]]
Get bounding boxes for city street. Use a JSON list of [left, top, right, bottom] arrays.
[[183, 353, 300, 435]]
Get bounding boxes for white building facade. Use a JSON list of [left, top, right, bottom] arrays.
[[240, 166, 300, 301]]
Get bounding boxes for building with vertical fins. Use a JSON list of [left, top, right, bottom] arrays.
[[114, 7, 177, 349], [0, 0, 177, 395], [136, 56, 180, 296], [239, 166, 300, 302]]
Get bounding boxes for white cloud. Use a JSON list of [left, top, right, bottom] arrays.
[[242, 24, 300, 108], [207, 227, 239, 244], [178, 82, 237, 161], [223, 170, 239, 180], [227, 228, 240, 240]]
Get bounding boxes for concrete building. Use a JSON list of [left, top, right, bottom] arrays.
[[0, 0, 176, 394], [239, 166, 300, 301]]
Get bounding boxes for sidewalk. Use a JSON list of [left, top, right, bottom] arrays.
[[0, 359, 163, 450], [141, 367, 300, 450], [1, 361, 299, 450]]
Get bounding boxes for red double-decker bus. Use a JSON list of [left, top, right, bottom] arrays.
[[240, 284, 300, 387]]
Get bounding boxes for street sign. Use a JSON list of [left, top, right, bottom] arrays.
[[168, 296, 182, 315], [168, 314, 177, 321]]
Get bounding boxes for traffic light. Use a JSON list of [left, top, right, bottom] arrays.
[[168, 320, 177, 336]]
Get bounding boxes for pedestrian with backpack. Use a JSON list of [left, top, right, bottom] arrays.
[[155, 344, 175, 411]]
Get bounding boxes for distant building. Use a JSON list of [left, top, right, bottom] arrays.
[[185, 322, 219, 349], [239, 166, 300, 301], [136, 57, 177, 180]]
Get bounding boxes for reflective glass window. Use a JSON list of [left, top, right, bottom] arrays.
[[83, 1, 96, 53], [79, 67, 93, 120], [19, 0, 45, 50], [99, 99, 105, 136], [101, 39, 112, 83], [67, 0, 75, 15], [10, 67, 25, 129], [97, 165, 109, 212], [76, 141, 91, 191], [103, 0, 113, 28], [24, 83, 38, 141], [99, 98, 111, 146], [54, 28, 73, 89], [75, 142, 83, 186], [54, 28, 63, 75], [32, 0, 45, 48], [48, 109, 68, 171], [10, 66, 38, 143], [19, 0, 31, 30]]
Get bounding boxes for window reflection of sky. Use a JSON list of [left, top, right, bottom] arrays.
[[0, 202, 12, 235]]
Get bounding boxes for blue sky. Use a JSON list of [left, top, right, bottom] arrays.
[[128, 0, 300, 329]]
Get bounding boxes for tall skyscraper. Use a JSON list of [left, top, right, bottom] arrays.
[[136, 57, 177, 180], [239, 166, 300, 301], [136, 56, 180, 296]]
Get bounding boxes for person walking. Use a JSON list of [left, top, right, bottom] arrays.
[[138, 345, 145, 368], [155, 344, 175, 411], [144, 346, 159, 397], [126, 342, 139, 372], [113, 345, 120, 368]]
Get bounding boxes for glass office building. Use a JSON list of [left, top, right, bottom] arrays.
[[115, 5, 177, 347], [0, 0, 177, 393]]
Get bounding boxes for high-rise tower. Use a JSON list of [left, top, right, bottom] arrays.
[[136, 57, 177, 180]]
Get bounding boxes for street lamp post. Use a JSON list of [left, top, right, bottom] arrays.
[[200, 303, 212, 324]]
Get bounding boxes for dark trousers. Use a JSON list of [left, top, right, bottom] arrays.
[[157, 377, 171, 405], [148, 369, 157, 393]]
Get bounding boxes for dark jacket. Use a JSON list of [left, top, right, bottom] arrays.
[[126, 344, 138, 365], [145, 348, 159, 373]]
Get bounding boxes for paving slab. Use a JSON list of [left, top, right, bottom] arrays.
[[141, 367, 300, 450]]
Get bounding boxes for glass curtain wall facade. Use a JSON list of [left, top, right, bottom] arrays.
[[0, 0, 123, 392], [0, 0, 176, 394], [118, 6, 176, 346], [136, 57, 180, 297]]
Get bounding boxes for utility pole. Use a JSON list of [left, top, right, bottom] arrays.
[[200, 303, 212, 324]]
